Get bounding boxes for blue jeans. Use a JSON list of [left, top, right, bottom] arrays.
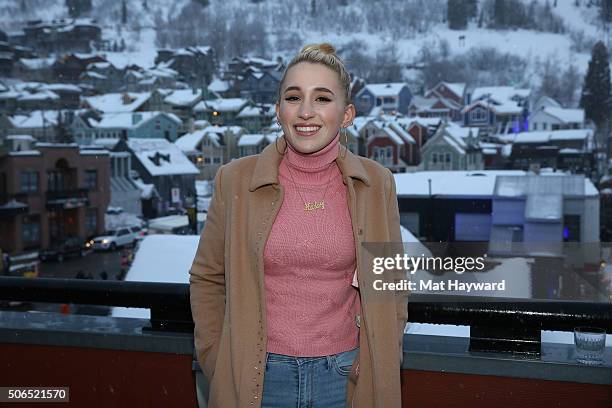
[[261, 348, 358, 408]]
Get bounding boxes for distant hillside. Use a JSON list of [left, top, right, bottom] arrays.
[[0, 0, 607, 107]]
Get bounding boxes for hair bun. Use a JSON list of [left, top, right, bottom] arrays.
[[300, 43, 336, 55]]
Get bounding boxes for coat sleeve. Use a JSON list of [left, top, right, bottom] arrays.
[[385, 169, 409, 365], [189, 166, 226, 381]]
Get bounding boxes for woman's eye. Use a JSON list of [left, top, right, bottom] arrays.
[[316, 96, 331, 102], [285, 96, 299, 101]]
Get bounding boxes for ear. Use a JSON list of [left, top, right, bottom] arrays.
[[342, 104, 356, 128], [275, 102, 280, 122]]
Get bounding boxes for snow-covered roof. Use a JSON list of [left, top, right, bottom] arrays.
[[42, 83, 82, 93], [111, 234, 201, 318], [370, 120, 404, 145], [238, 134, 265, 147], [84, 92, 151, 113], [9, 110, 58, 128], [18, 57, 55, 70], [499, 129, 592, 144], [174, 129, 206, 152], [132, 177, 157, 199], [463, 99, 522, 115], [127, 138, 199, 176], [471, 86, 530, 104], [196, 98, 250, 113], [208, 77, 230, 93], [236, 105, 263, 118], [95, 111, 181, 129], [439, 82, 466, 97], [363, 82, 406, 97], [396, 171, 598, 198], [541, 107, 585, 124], [395, 170, 525, 198], [163, 89, 202, 106], [17, 90, 59, 101]]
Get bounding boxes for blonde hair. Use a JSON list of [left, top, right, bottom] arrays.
[[277, 43, 352, 105]]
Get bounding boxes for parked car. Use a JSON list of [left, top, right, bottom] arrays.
[[39, 237, 86, 262], [91, 228, 135, 251], [129, 226, 148, 242]]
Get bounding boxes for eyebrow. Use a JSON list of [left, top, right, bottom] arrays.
[[283, 86, 335, 96]]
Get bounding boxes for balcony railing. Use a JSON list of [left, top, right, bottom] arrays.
[[45, 188, 89, 209], [1, 276, 611, 407]]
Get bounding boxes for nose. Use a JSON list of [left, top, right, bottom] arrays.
[[298, 100, 314, 119]]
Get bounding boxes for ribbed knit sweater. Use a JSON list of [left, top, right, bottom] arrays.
[[263, 133, 361, 357]]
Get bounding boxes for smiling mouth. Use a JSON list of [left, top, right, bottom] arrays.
[[294, 125, 321, 136]]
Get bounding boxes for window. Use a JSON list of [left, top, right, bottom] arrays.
[[204, 157, 211, 164], [445, 153, 451, 163], [84, 170, 97, 189], [383, 96, 395, 104], [360, 95, 371, 105], [470, 108, 487, 122], [386, 146, 392, 158], [563, 215, 581, 242], [543, 123, 548, 130], [376, 97, 382, 106], [533, 122, 538, 130], [85, 208, 97, 235], [213, 157, 221, 164], [20, 171, 38, 193], [22, 216, 40, 245], [432, 153, 438, 164]]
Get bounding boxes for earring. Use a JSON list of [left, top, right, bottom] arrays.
[[340, 127, 349, 159]]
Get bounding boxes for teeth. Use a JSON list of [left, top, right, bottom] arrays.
[[296, 126, 320, 132]]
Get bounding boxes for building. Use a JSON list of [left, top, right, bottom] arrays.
[[462, 86, 530, 135], [420, 122, 483, 171], [394, 171, 599, 249], [0, 139, 110, 254], [75, 111, 182, 145], [114, 138, 199, 216], [354, 83, 412, 116], [498, 129, 595, 175]]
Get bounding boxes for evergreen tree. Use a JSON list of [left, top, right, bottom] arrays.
[[466, 0, 478, 19], [602, 0, 612, 22], [580, 41, 611, 127], [493, 0, 506, 28], [448, 0, 468, 29], [121, 0, 128, 24]]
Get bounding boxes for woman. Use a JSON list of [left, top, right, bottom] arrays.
[[190, 43, 408, 408]]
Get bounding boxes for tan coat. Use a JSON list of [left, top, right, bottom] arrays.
[[190, 137, 408, 407]]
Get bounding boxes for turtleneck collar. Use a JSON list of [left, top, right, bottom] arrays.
[[284, 132, 340, 173]]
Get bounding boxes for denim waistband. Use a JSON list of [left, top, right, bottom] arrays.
[[266, 347, 359, 364]]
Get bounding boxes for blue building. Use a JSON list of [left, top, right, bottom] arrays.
[[354, 83, 412, 116]]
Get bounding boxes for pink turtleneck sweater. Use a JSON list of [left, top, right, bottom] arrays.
[[263, 133, 361, 357]]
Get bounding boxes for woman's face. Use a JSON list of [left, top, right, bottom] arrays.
[[276, 62, 355, 154]]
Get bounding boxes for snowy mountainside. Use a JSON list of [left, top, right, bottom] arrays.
[[0, 0, 607, 103]]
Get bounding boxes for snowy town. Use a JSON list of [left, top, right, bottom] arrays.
[[0, 0, 611, 406]]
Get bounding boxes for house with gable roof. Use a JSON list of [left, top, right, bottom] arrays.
[[80, 111, 182, 145], [354, 82, 412, 116], [194, 97, 250, 126], [238, 133, 276, 157], [408, 81, 465, 121], [198, 125, 246, 180], [82, 92, 151, 114], [115, 138, 199, 216], [363, 117, 416, 172], [529, 106, 585, 131], [154, 46, 215, 87], [462, 86, 530, 135], [420, 122, 483, 171]]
